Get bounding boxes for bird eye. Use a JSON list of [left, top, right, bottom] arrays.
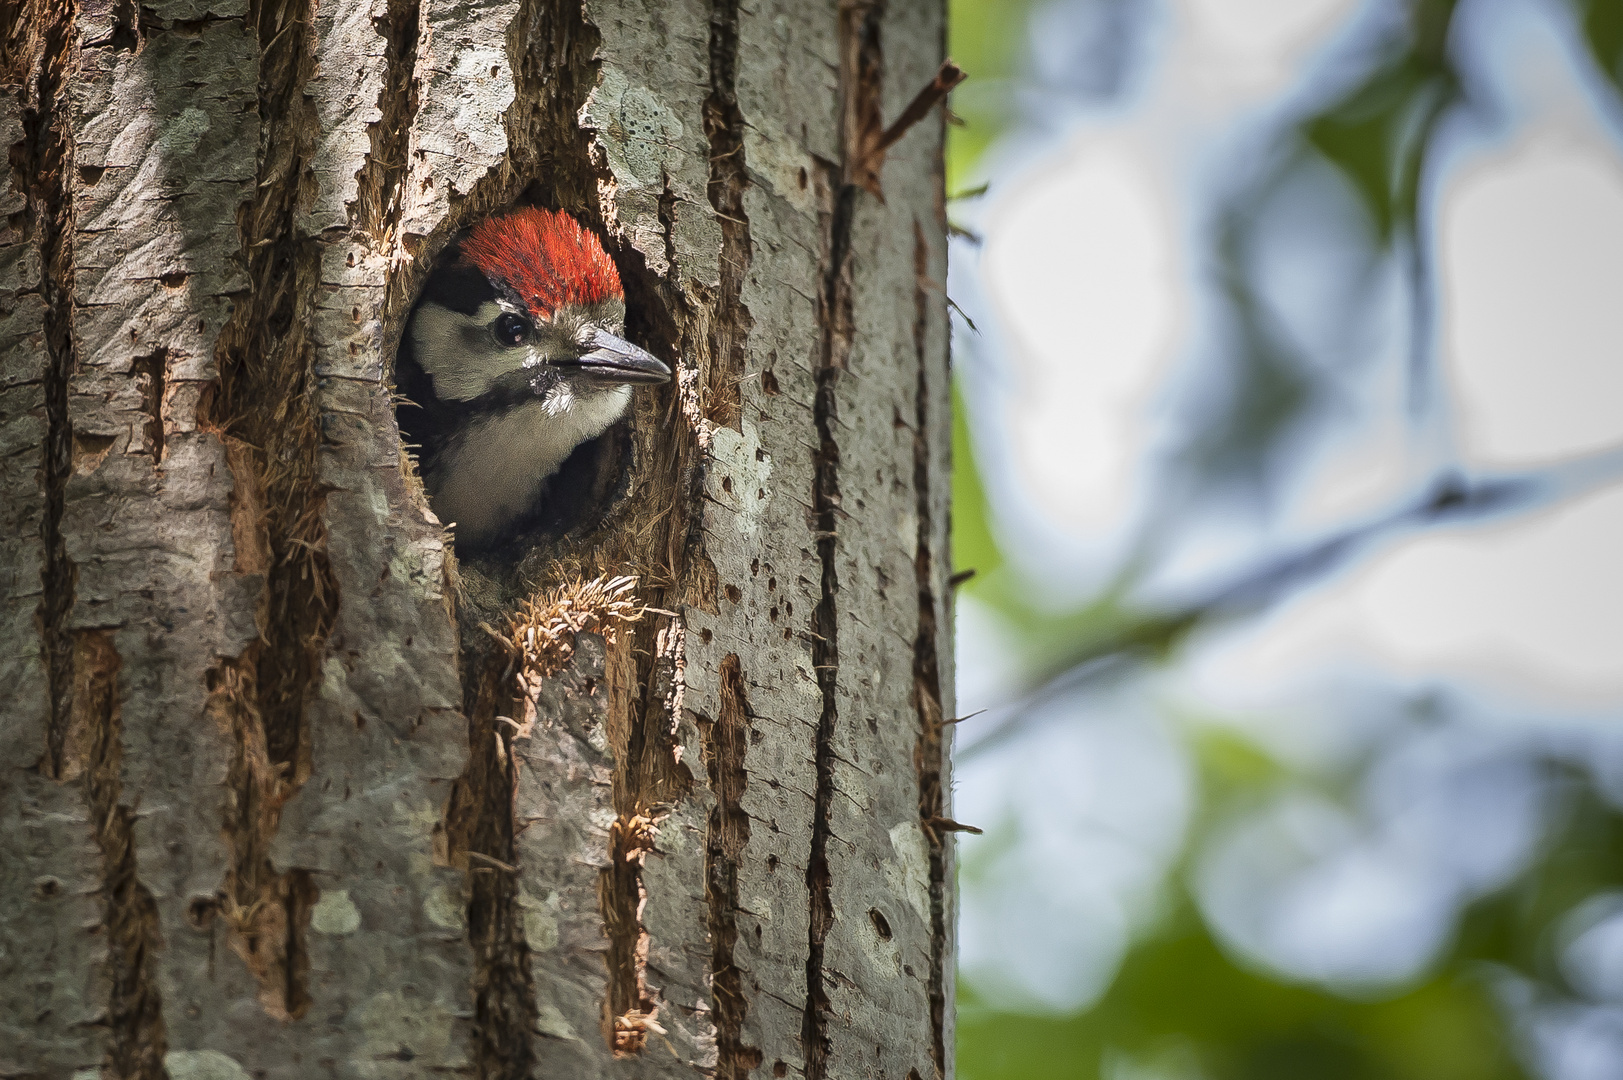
[[494, 312, 531, 347]]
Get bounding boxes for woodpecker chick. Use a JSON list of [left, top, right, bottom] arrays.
[[396, 208, 670, 549]]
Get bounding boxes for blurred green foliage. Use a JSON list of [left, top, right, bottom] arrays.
[[1574, 0, 1623, 92], [1303, 0, 1459, 242], [946, 1, 1623, 1078]]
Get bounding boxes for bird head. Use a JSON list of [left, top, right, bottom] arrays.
[[397, 208, 671, 549], [407, 207, 671, 413]]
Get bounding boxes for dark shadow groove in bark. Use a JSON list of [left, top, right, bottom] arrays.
[[79, 630, 170, 1080], [15, 0, 81, 784], [805, 7, 882, 1076], [455, 631, 538, 1080], [703, 655, 764, 1079], [599, 617, 693, 1057], [352, 0, 421, 240], [204, 0, 335, 1021], [132, 348, 166, 463], [910, 220, 948, 1080], [801, 192, 845, 1078], [702, 0, 751, 430]]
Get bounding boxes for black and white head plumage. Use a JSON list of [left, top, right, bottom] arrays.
[[394, 209, 669, 550]]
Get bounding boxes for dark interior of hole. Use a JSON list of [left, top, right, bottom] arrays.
[[391, 203, 676, 581]]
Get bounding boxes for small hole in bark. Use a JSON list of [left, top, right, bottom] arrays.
[[797, 167, 807, 190], [78, 164, 106, 185], [159, 271, 187, 288], [72, 433, 117, 474], [700, 628, 713, 644], [768, 607, 778, 622], [868, 908, 892, 940], [750, 558, 758, 575], [724, 584, 742, 605], [722, 475, 733, 493], [186, 896, 217, 928], [774, 1062, 788, 1078], [761, 369, 780, 396], [33, 876, 62, 899], [766, 854, 778, 872]]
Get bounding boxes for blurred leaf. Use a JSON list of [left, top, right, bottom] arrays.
[[947, 0, 1034, 188], [1455, 774, 1623, 976], [962, 877, 1536, 1080], [960, 897, 1527, 1080], [1188, 725, 1288, 802], [952, 378, 1005, 588], [1302, 0, 1461, 242], [1573, 0, 1623, 92]]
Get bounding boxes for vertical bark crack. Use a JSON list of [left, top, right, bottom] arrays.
[[701, 0, 752, 430], [801, 222, 844, 1079], [458, 633, 539, 1080], [205, 0, 335, 1021], [80, 630, 170, 1079], [600, 615, 693, 1055], [352, 0, 420, 239], [13, 7, 170, 1069], [910, 221, 948, 1080], [702, 655, 764, 1079], [15, 0, 81, 785], [803, 6, 883, 1076]]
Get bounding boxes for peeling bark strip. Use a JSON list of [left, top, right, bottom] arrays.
[[15, 0, 81, 784], [702, 655, 764, 1079], [911, 221, 949, 1079], [79, 631, 169, 1079], [205, 0, 337, 1020]]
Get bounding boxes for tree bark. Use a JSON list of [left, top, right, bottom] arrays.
[[0, 0, 955, 1076]]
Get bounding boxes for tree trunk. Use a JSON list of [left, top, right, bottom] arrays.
[[0, 0, 955, 1076]]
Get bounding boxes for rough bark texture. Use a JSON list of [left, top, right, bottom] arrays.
[[0, 0, 955, 1076]]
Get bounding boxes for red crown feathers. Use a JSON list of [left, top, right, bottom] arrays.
[[459, 208, 622, 320]]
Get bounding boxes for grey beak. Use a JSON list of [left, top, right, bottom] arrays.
[[570, 329, 672, 385]]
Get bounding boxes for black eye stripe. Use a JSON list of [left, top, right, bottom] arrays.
[[494, 312, 531, 346]]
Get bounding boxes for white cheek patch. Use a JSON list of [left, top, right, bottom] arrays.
[[410, 301, 513, 401]]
